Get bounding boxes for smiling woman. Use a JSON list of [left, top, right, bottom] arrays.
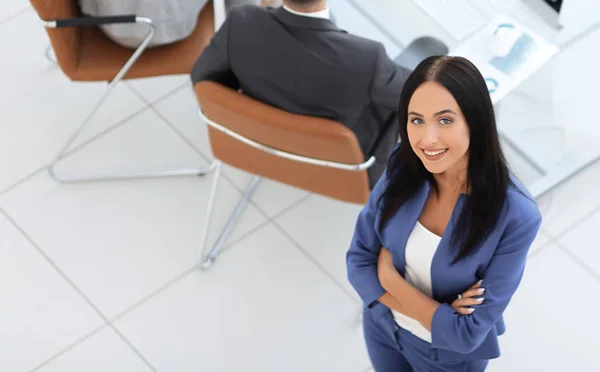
[[346, 56, 542, 372]]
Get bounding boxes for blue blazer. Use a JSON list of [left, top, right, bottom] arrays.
[[346, 169, 542, 361]]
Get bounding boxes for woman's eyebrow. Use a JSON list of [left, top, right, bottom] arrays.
[[408, 109, 458, 117], [434, 109, 457, 116]]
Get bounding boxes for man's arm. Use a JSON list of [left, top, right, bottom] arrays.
[[370, 43, 411, 113], [190, 11, 239, 89]]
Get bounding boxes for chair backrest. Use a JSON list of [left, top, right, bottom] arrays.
[[30, 0, 81, 76], [194, 82, 372, 205]]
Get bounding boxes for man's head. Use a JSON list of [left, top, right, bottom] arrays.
[[283, 0, 327, 12]]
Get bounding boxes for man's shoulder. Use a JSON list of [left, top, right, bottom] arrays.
[[229, 6, 382, 49], [337, 32, 384, 52], [227, 4, 270, 19]]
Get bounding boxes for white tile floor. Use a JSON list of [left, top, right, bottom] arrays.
[[1, 1, 599, 371]]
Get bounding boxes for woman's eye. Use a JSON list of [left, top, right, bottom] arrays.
[[411, 118, 424, 125], [440, 118, 452, 125]]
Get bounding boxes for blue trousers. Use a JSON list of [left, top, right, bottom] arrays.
[[363, 309, 489, 372]]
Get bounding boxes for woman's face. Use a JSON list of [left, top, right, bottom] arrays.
[[406, 81, 470, 175]]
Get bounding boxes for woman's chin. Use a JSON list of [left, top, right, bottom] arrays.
[[421, 162, 447, 174]]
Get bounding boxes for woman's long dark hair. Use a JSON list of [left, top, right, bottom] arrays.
[[379, 56, 510, 263]]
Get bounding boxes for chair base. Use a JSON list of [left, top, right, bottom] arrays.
[[197, 161, 262, 270], [49, 161, 217, 183], [43, 20, 172, 184]]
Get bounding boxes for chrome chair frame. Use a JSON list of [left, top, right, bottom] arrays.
[[196, 109, 375, 270], [39, 15, 216, 183]]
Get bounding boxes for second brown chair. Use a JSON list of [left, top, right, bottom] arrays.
[[194, 81, 375, 269]]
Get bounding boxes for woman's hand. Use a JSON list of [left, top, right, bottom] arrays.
[[451, 280, 485, 315]]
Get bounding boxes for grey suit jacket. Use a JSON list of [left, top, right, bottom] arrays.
[[191, 5, 410, 186]]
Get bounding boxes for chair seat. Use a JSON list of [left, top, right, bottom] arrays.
[[68, 2, 214, 81]]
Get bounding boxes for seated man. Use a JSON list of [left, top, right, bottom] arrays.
[[191, 0, 410, 186], [78, 0, 274, 49]]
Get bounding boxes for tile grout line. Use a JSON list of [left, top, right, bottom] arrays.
[[52, 101, 151, 160], [0, 208, 159, 372], [554, 240, 600, 285], [219, 193, 313, 252], [0, 98, 152, 198], [109, 265, 198, 324], [526, 239, 555, 260], [28, 324, 108, 372], [108, 218, 274, 324], [0, 164, 47, 198], [545, 202, 600, 241], [124, 79, 190, 107], [271, 209, 361, 305], [0, 7, 31, 28]]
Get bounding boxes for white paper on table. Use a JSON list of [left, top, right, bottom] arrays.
[[450, 15, 559, 105]]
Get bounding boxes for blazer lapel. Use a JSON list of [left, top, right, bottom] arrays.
[[430, 195, 470, 302], [388, 182, 431, 276]]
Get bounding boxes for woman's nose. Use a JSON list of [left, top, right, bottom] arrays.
[[422, 124, 438, 144]]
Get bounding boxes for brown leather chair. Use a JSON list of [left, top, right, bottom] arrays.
[[194, 81, 375, 269], [30, 0, 217, 182]]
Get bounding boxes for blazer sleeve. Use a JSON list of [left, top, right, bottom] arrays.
[[430, 204, 542, 354], [190, 9, 239, 89], [369, 43, 411, 113], [346, 171, 388, 308]]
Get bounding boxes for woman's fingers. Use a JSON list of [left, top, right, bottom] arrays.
[[455, 306, 475, 315], [455, 297, 485, 307], [450, 281, 485, 315], [462, 287, 486, 299], [451, 292, 485, 314], [470, 280, 483, 289]]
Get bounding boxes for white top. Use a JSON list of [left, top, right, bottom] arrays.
[[391, 221, 441, 343], [283, 5, 330, 20]]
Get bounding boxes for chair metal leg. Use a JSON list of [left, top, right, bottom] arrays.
[[197, 161, 224, 267], [45, 18, 211, 183], [198, 170, 262, 270]]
